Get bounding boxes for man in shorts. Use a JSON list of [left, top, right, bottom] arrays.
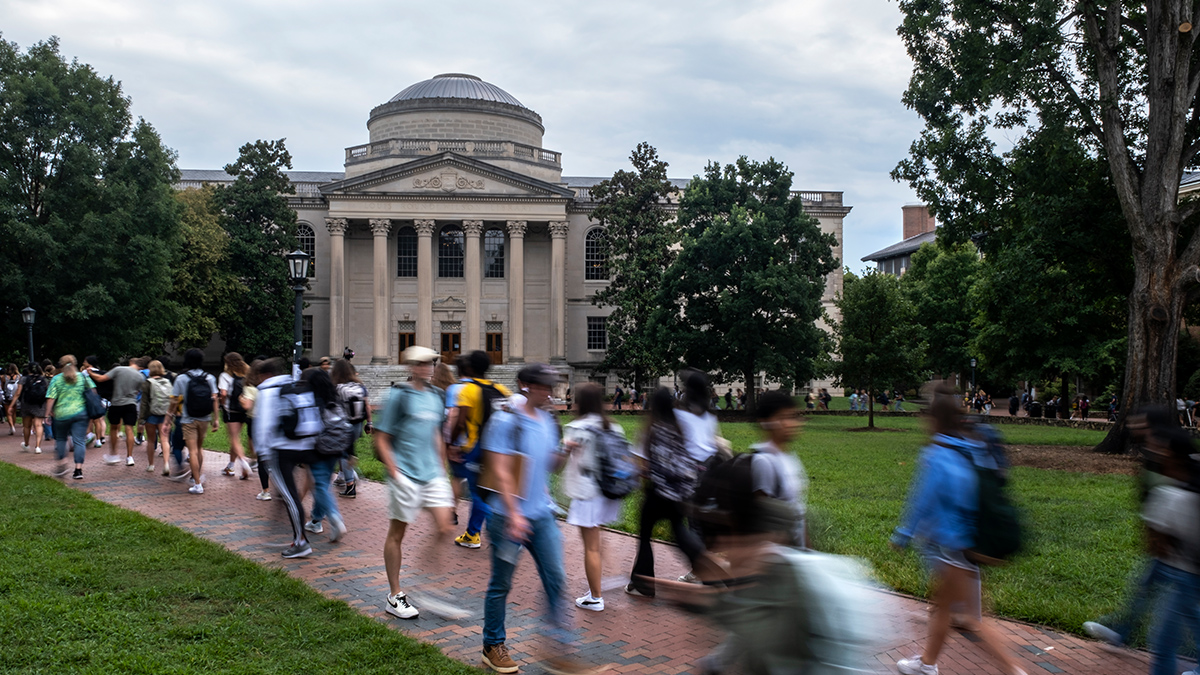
[[101, 358, 146, 467], [171, 348, 219, 494], [375, 346, 456, 620]]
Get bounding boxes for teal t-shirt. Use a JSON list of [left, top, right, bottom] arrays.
[[375, 385, 445, 484], [47, 373, 94, 420]]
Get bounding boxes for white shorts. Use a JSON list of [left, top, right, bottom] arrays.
[[387, 472, 455, 523], [566, 495, 622, 529]]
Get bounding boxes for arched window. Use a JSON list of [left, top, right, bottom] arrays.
[[484, 229, 505, 278], [439, 225, 465, 278], [297, 223, 316, 277], [584, 228, 607, 280], [396, 227, 417, 277]]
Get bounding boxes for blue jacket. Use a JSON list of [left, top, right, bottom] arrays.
[[891, 433, 983, 551]]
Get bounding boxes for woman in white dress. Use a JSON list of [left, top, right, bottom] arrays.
[[563, 382, 625, 612]]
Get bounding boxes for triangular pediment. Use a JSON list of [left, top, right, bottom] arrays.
[[320, 153, 573, 199]]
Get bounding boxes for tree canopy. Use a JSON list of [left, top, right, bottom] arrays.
[[900, 241, 981, 379], [654, 157, 838, 412], [169, 186, 244, 348]]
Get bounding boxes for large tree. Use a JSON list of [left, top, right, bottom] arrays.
[[588, 143, 679, 390], [0, 36, 182, 360], [900, 241, 981, 379], [893, 2, 1200, 450], [168, 186, 245, 348], [216, 139, 299, 358], [654, 157, 839, 413], [833, 271, 926, 429]]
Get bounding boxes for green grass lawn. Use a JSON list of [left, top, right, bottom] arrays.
[[0, 462, 476, 675], [203, 414, 1137, 635]]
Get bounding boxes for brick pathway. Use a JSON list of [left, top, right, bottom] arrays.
[[0, 434, 1157, 675]]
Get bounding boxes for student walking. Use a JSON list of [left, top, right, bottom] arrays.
[[300, 367, 349, 542], [171, 349, 219, 494], [82, 356, 109, 448], [217, 352, 253, 479], [101, 359, 146, 467], [253, 357, 319, 558], [449, 350, 511, 550], [891, 383, 1026, 675], [2, 363, 18, 435], [562, 383, 626, 612], [45, 355, 96, 480], [11, 363, 49, 454], [479, 363, 597, 675], [332, 359, 370, 499], [375, 346, 456, 620], [138, 360, 173, 473], [240, 359, 272, 500]]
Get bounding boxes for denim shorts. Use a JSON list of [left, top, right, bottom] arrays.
[[924, 544, 978, 573], [145, 414, 165, 425]]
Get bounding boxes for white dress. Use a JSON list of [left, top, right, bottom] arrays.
[[563, 415, 623, 528]]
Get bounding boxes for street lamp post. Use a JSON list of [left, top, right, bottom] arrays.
[[970, 357, 977, 393], [21, 306, 35, 367], [286, 250, 310, 369]]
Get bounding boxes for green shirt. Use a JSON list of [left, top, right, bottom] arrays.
[[47, 373, 94, 420]]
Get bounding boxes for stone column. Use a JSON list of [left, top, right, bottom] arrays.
[[549, 221, 570, 362], [369, 219, 392, 364], [506, 221, 526, 363], [463, 220, 484, 353], [415, 220, 436, 349], [325, 218, 348, 359]]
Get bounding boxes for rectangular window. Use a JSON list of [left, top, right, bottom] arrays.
[[587, 316, 607, 351], [484, 229, 505, 279], [302, 315, 313, 351]]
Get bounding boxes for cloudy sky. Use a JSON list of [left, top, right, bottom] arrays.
[[4, 0, 925, 268]]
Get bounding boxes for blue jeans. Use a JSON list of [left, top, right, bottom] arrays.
[[1111, 558, 1170, 644], [452, 450, 490, 535], [53, 414, 88, 464], [308, 456, 341, 524], [483, 510, 568, 647], [170, 420, 184, 467], [1151, 563, 1200, 675], [339, 424, 362, 483]]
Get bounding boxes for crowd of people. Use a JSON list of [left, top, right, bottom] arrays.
[[6, 350, 1199, 675]]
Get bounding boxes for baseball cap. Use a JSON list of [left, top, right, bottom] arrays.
[[401, 346, 439, 364], [516, 363, 558, 387]]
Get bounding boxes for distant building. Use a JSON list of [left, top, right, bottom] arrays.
[[861, 204, 936, 276]]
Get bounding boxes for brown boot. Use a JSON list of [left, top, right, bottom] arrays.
[[541, 655, 610, 675], [482, 643, 519, 673]]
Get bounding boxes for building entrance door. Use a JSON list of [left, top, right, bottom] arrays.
[[486, 332, 503, 365], [440, 332, 461, 364]]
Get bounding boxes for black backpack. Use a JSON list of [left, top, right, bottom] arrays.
[[184, 371, 214, 418], [23, 375, 48, 405], [278, 380, 323, 440], [227, 376, 246, 414], [592, 425, 639, 499], [470, 379, 508, 438], [945, 443, 1023, 565]]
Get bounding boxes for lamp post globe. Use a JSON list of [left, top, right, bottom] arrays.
[[286, 250, 310, 369], [21, 306, 35, 367]]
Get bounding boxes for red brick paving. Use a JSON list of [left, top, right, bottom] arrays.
[[0, 432, 1157, 674]]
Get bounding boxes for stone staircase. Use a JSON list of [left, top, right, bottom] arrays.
[[355, 363, 553, 403]]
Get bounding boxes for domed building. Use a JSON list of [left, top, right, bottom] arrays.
[[179, 73, 850, 392]]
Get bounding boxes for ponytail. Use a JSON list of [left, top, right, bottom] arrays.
[[58, 355, 78, 385]]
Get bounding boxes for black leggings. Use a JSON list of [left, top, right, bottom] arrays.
[[270, 449, 319, 544], [629, 488, 706, 595]]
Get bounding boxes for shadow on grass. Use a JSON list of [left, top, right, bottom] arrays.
[[844, 427, 907, 432]]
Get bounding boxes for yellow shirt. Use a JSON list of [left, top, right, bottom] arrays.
[[455, 378, 511, 450]]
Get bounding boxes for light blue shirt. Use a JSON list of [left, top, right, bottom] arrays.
[[480, 407, 559, 520], [892, 433, 982, 551], [375, 384, 445, 484]]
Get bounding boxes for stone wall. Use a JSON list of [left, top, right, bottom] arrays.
[[368, 110, 542, 148]]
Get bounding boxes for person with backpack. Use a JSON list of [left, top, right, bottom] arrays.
[[12, 362, 50, 454], [138, 360, 173, 473], [374, 346, 455, 620], [449, 350, 511, 550], [44, 355, 97, 481], [217, 352, 253, 480], [626, 386, 707, 599], [300, 367, 349, 542], [890, 383, 1027, 675], [171, 348, 219, 495], [562, 383, 629, 612], [331, 359, 370, 499], [2, 363, 18, 435], [100, 358, 146, 467], [239, 359, 272, 500]]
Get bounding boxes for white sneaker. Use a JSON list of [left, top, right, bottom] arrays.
[[34, 446, 41, 454], [1083, 621, 1122, 646], [188, 483, 204, 494], [575, 593, 604, 611], [125, 456, 135, 466], [85, 432, 95, 443], [93, 440, 102, 448], [102, 454, 121, 465], [145, 464, 155, 472], [896, 656, 937, 675], [385, 592, 418, 619], [328, 513, 347, 542], [238, 458, 252, 480], [118, 432, 125, 440], [304, 520, 324, 534], [20, 442, 27, 451], [256, 490, 273, 501]]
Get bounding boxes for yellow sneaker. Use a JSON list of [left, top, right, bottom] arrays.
[[455, 531, 482, 549]]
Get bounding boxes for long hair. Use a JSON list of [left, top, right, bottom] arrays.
[[432, 362, 455, 390], [303, 367, 337, 407], [148, 360, 166, 378], [331, 359, 360, 386], [648, 386, 680, 434], [574, 382, 612, 431], [926, 381, 966, 437], [223, 352, 249, 378], [681, 369, 711, 414], [58, 355, 78, 385]]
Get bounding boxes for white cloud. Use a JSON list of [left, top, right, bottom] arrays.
[[2, 0, 924, 266]]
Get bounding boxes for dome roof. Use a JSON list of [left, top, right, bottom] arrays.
[[389, 74, 525, 108]]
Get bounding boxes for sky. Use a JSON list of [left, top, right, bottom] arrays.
[[3, 0, 926, 269]]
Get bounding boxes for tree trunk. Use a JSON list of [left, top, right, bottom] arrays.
[[1095, 255, 1185, 453], [868, 385, 875, 429], [744, 362, 757, 417], [1060, 372, 1070, 419]]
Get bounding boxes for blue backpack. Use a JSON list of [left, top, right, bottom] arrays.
[[592, 425, 639, 499]]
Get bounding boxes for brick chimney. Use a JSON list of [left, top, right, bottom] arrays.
[[902, 204, 935, 240]]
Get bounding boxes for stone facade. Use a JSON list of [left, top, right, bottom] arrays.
[[178, 73, 851, 392]]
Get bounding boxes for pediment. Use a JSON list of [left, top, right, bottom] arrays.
[[320, 153, 573, 199]]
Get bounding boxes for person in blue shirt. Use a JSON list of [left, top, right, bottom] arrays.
[[479, 363, 599, 675], [891, 383, 1026, 675]]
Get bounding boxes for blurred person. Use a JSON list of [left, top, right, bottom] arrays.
[[563, 383, 626, 611], [138, 360, 172, 473], [450, 350, 511, 550], [319, 356, 332, 372], [171, 348, 219, 494], [332, 359, 370, 499], [82, 355, 109, 448], [443, 354, 473, 522], [254, 357, 317, 558], [240, 359, 272, 500], [44, 355, 95, 480], [11, 362, 49, 454], [300, 368, 348, 542], [375, 346, 455, 620], [890, 383, 1026, 675], [100, 358, 146, 467], [217, 352, 253, 479], [3, 363, 18, 434]]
